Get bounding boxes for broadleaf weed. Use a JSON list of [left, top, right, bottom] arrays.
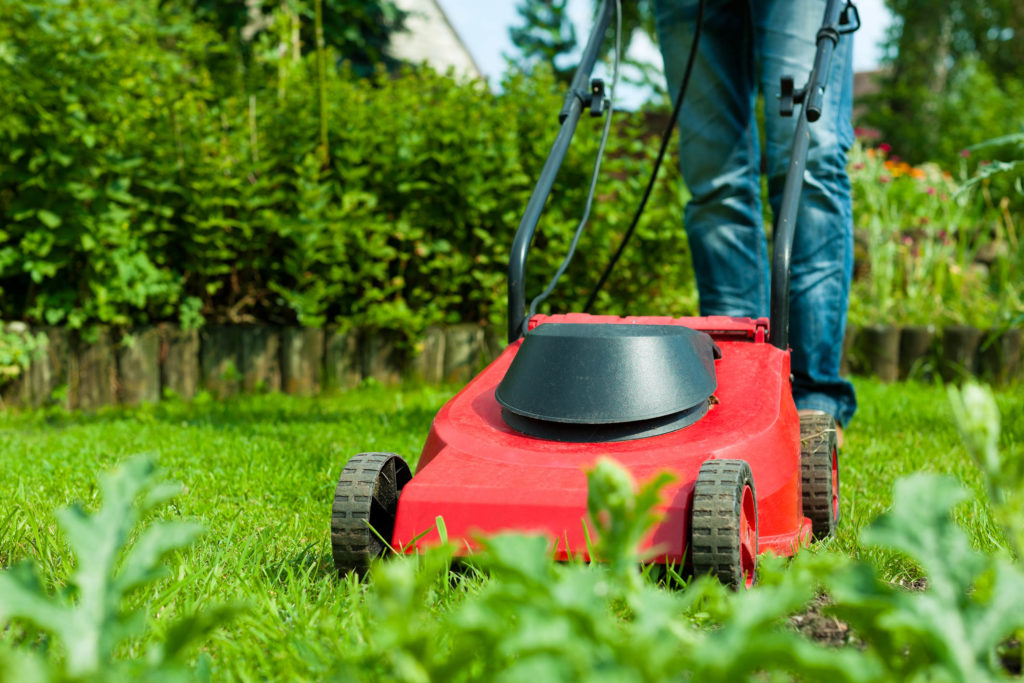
[[0, 455, 236, 680]]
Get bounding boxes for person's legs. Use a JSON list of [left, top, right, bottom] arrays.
[[755, 0, 857, 426], [655, 0, 768, 318]]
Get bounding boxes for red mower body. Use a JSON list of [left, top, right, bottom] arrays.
[[391, 313, 812, 563]]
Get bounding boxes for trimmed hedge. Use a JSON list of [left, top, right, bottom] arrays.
[[0, 0, 695, 343]]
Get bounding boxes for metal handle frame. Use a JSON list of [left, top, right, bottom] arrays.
[[507, 0, 614, 343], [505, 0, 849, 349], [768, 0, 847, 350]]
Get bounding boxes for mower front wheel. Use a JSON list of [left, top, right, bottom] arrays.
[[330, 452, 412, 576], [799, 412, 840, 540], [691, 459, 758, 589]]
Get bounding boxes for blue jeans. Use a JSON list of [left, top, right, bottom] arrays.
[[655, 0, 857, 426]]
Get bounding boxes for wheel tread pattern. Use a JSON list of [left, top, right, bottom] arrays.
[[800, 413, 839, 540], [331, 452, 412, 576], [691, 459, 756, 588]]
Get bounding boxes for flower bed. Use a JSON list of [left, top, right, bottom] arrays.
[[848, 133, 1022, 332]]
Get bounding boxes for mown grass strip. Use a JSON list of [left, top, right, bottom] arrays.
[[2, 379, 1021, 679]]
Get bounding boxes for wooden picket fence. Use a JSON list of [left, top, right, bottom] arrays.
[[2, 323, 503, 410], [2, 322, 1020, 411]]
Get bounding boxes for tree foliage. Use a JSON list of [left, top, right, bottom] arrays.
[[0, 0, 693, 337], [508, 0, 579, 85], [183, 0, 408, 77], [862, 0, 1024, 166]]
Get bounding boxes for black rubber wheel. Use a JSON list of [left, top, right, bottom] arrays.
[[691, 459, 758, 589], [799, 412, 840, 540], [330, 452, 412, 576]]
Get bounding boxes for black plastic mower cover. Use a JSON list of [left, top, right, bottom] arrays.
[[496, 323, 721, 441]]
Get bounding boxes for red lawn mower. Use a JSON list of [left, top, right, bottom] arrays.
[[330, 0, 856, 587]]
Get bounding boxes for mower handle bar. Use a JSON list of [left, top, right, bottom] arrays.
[[506, 0, 848, 350], [768, 0, 846, 350], [507, 0, 614, 343]]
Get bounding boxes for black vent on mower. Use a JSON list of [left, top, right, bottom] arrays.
[[496, 323, 720, 442]]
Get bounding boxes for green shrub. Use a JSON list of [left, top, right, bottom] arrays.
[[0, 0, 221, 329], [0, 0, 693, 341]]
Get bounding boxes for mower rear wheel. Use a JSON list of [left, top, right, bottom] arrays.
[[330, 452, 412, 576], [691, 459, 758, 589], [799, 412, 840, 540]]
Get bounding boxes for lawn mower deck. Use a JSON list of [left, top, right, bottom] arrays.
[[329, 0, 849, 587], [331, 314, 839, 587], [393, 314, 810, 563]]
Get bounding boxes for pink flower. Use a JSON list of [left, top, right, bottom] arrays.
[[879, 142, 892, 153], [960, 149, 971, 158], [853, 162, 865, 170], [926, 186, 936, 195]]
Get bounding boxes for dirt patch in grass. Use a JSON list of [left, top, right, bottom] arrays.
[[790, 594, 851, 646], [791, 580, 929, 646]]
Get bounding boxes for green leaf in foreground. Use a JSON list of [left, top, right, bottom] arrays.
[[830, 473, 1024, 681], [0, 455, 236, 680], [340, 460, 880, 682], [949, 382, 1024, 559]]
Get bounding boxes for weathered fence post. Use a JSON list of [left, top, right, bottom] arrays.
[[33, 328, 71, 408], [117, 327, 161, 404], [940, 326, 982, 382], [74, 328, 117, 410], [360, 329, 403, 386], [281, 327, 324, 395], [160, 325, 200, 400], [241, 324, 281, 393], [444, 324, 485, 383], [201, 325, 242, 398], [324, 325, 361, 391], [409, 326, 446, 384]]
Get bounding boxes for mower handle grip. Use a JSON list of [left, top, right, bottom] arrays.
[[768, 0, 849, 350]]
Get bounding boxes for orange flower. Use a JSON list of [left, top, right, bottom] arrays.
[[884, 161, 914, 177]]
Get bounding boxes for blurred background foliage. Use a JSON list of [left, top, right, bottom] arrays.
[[863, 0, 1024, 166], [0, 0, 1020, 342], [0, 0, 691, 340]]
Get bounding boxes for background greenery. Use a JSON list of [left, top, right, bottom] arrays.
[[0, 0, 692, 342], [2, 3, 1023, 678], [0, 0, 1020, 340]]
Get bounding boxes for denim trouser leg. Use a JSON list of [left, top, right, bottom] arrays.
[[655, 0, 769, 318], [655, 0, 857, 426]]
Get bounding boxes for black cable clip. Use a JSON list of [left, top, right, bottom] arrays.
[[587, 78, 608, 118], [559, 78, 608, 124], [778, 75, 806, 117]]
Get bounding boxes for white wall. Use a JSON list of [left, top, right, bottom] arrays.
[[389, 0, 484, 80]]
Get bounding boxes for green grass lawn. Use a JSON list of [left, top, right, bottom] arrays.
[[2, 378, 1022, 679]]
